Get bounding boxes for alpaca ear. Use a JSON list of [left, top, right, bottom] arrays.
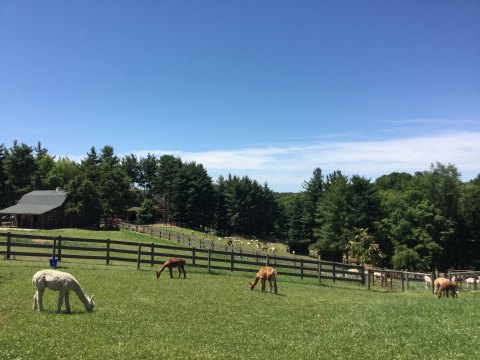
[[90, 295, 94, 301]]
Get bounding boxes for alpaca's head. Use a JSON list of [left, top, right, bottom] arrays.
[[86, 295, 95, 312], [156, 270, 161, 279], [248, 281, 254, 290]]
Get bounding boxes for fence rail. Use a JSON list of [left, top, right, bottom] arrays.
[[0, 232, 365, 285]]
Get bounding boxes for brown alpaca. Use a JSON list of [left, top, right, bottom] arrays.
[[434, 277, 449, 294], [156, 258, 186, 279], [249, 266, 277, 294], [437, 280, 458, 298]]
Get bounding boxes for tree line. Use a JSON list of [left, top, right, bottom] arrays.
[[1, 140, 479, 271]]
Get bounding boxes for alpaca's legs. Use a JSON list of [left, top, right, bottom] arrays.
[[261, 278, 266, 292], [273, 279, 278, 294], [168, 266, 174, 278], [36, 289, 45, 311], [267, 279, 273, 293], [179, 266, 186, 278], [33, 291, 38, 310], [64, 291, 71, 314], [57, 290, 65, 313]]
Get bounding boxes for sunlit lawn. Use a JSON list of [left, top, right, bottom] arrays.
[[1, 259, 479, 360]]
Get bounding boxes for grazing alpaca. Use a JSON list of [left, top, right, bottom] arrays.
[[437, 280, 458, 299], [424, 275, 432, 289], [32, 269, 95, 313], [156, 258, 186, 279], [465, 277, 478, 290], [249, 266, 277, 294], [434, 277, 449, 293]]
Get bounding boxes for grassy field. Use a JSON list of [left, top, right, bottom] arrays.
[[0, 227, 328, 280], [1, 259, 479, 360], [1, 225, 292, 256], [0, 227, 179, 246]]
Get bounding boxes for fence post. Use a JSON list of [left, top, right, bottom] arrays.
[[301, 259, 304, 280], [401, 271, 405, 292], [431, 271, 436, 294], [51, 237, 57, 260], [57, 236, 62, 262], [208, 249, 211, 273], [6, 232, 11, 260], [367, 269, 371, 290], [332, 261, 336, 283], [150, 243, 154, 267], [106, 239, 110, 265], [230, 250, 234, 272], [137, 243, 141, 270], [360, 264, 365, 285], [192, 247, 196, 266], [266, 255, 270, 267], [318, 259, 322, 284]]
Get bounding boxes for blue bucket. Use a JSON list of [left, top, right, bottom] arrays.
[[49, 258, 58, 267]]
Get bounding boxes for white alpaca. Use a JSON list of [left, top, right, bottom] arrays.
[[424, 275, 432, 289], [32, 269, 95, 314]]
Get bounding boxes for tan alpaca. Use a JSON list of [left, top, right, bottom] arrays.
[[249, 266, 277, 294], [156, 258, 186, 279], [437, 280, 458, 298], [434, 277, 449, 294]]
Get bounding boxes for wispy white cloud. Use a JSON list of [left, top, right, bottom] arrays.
[[379, 118, 480, 125], [60, 132, 480, 192], [177, 132, 480, 191]]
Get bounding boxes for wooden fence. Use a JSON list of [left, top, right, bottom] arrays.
[[119, 222, 276, 254], [447, 269, 480, 290], [366, 269, 436, 293], [0, 232, 365, 285]]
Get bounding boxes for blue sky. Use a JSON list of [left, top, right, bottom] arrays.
[[1, 1, 479, 192]]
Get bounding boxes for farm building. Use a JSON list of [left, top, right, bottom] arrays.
[[126, 206, 140, 222], [0, 188, 67, 229]]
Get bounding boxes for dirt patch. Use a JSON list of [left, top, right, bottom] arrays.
[[32, 239, 53, 244]]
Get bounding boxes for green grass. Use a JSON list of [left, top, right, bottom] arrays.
[[0, 228, 316, 278], [1, 260, 479, 360], [5, 224, 291, 257], [0, 227, 178, 246]]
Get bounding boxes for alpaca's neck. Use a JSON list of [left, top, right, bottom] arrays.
[[71, 281, 90, 307], [158, 263, 169, 275]]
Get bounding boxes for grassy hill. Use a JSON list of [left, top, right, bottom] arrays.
[[1, 259, 479, 360]]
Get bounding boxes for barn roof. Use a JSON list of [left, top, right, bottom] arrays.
[[0, 190, 67, 215]]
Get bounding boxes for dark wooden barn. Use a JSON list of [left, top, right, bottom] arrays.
[[0, 189, 67, 229]]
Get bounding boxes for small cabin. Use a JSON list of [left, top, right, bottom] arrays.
[[0, 189, 67, 229]]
